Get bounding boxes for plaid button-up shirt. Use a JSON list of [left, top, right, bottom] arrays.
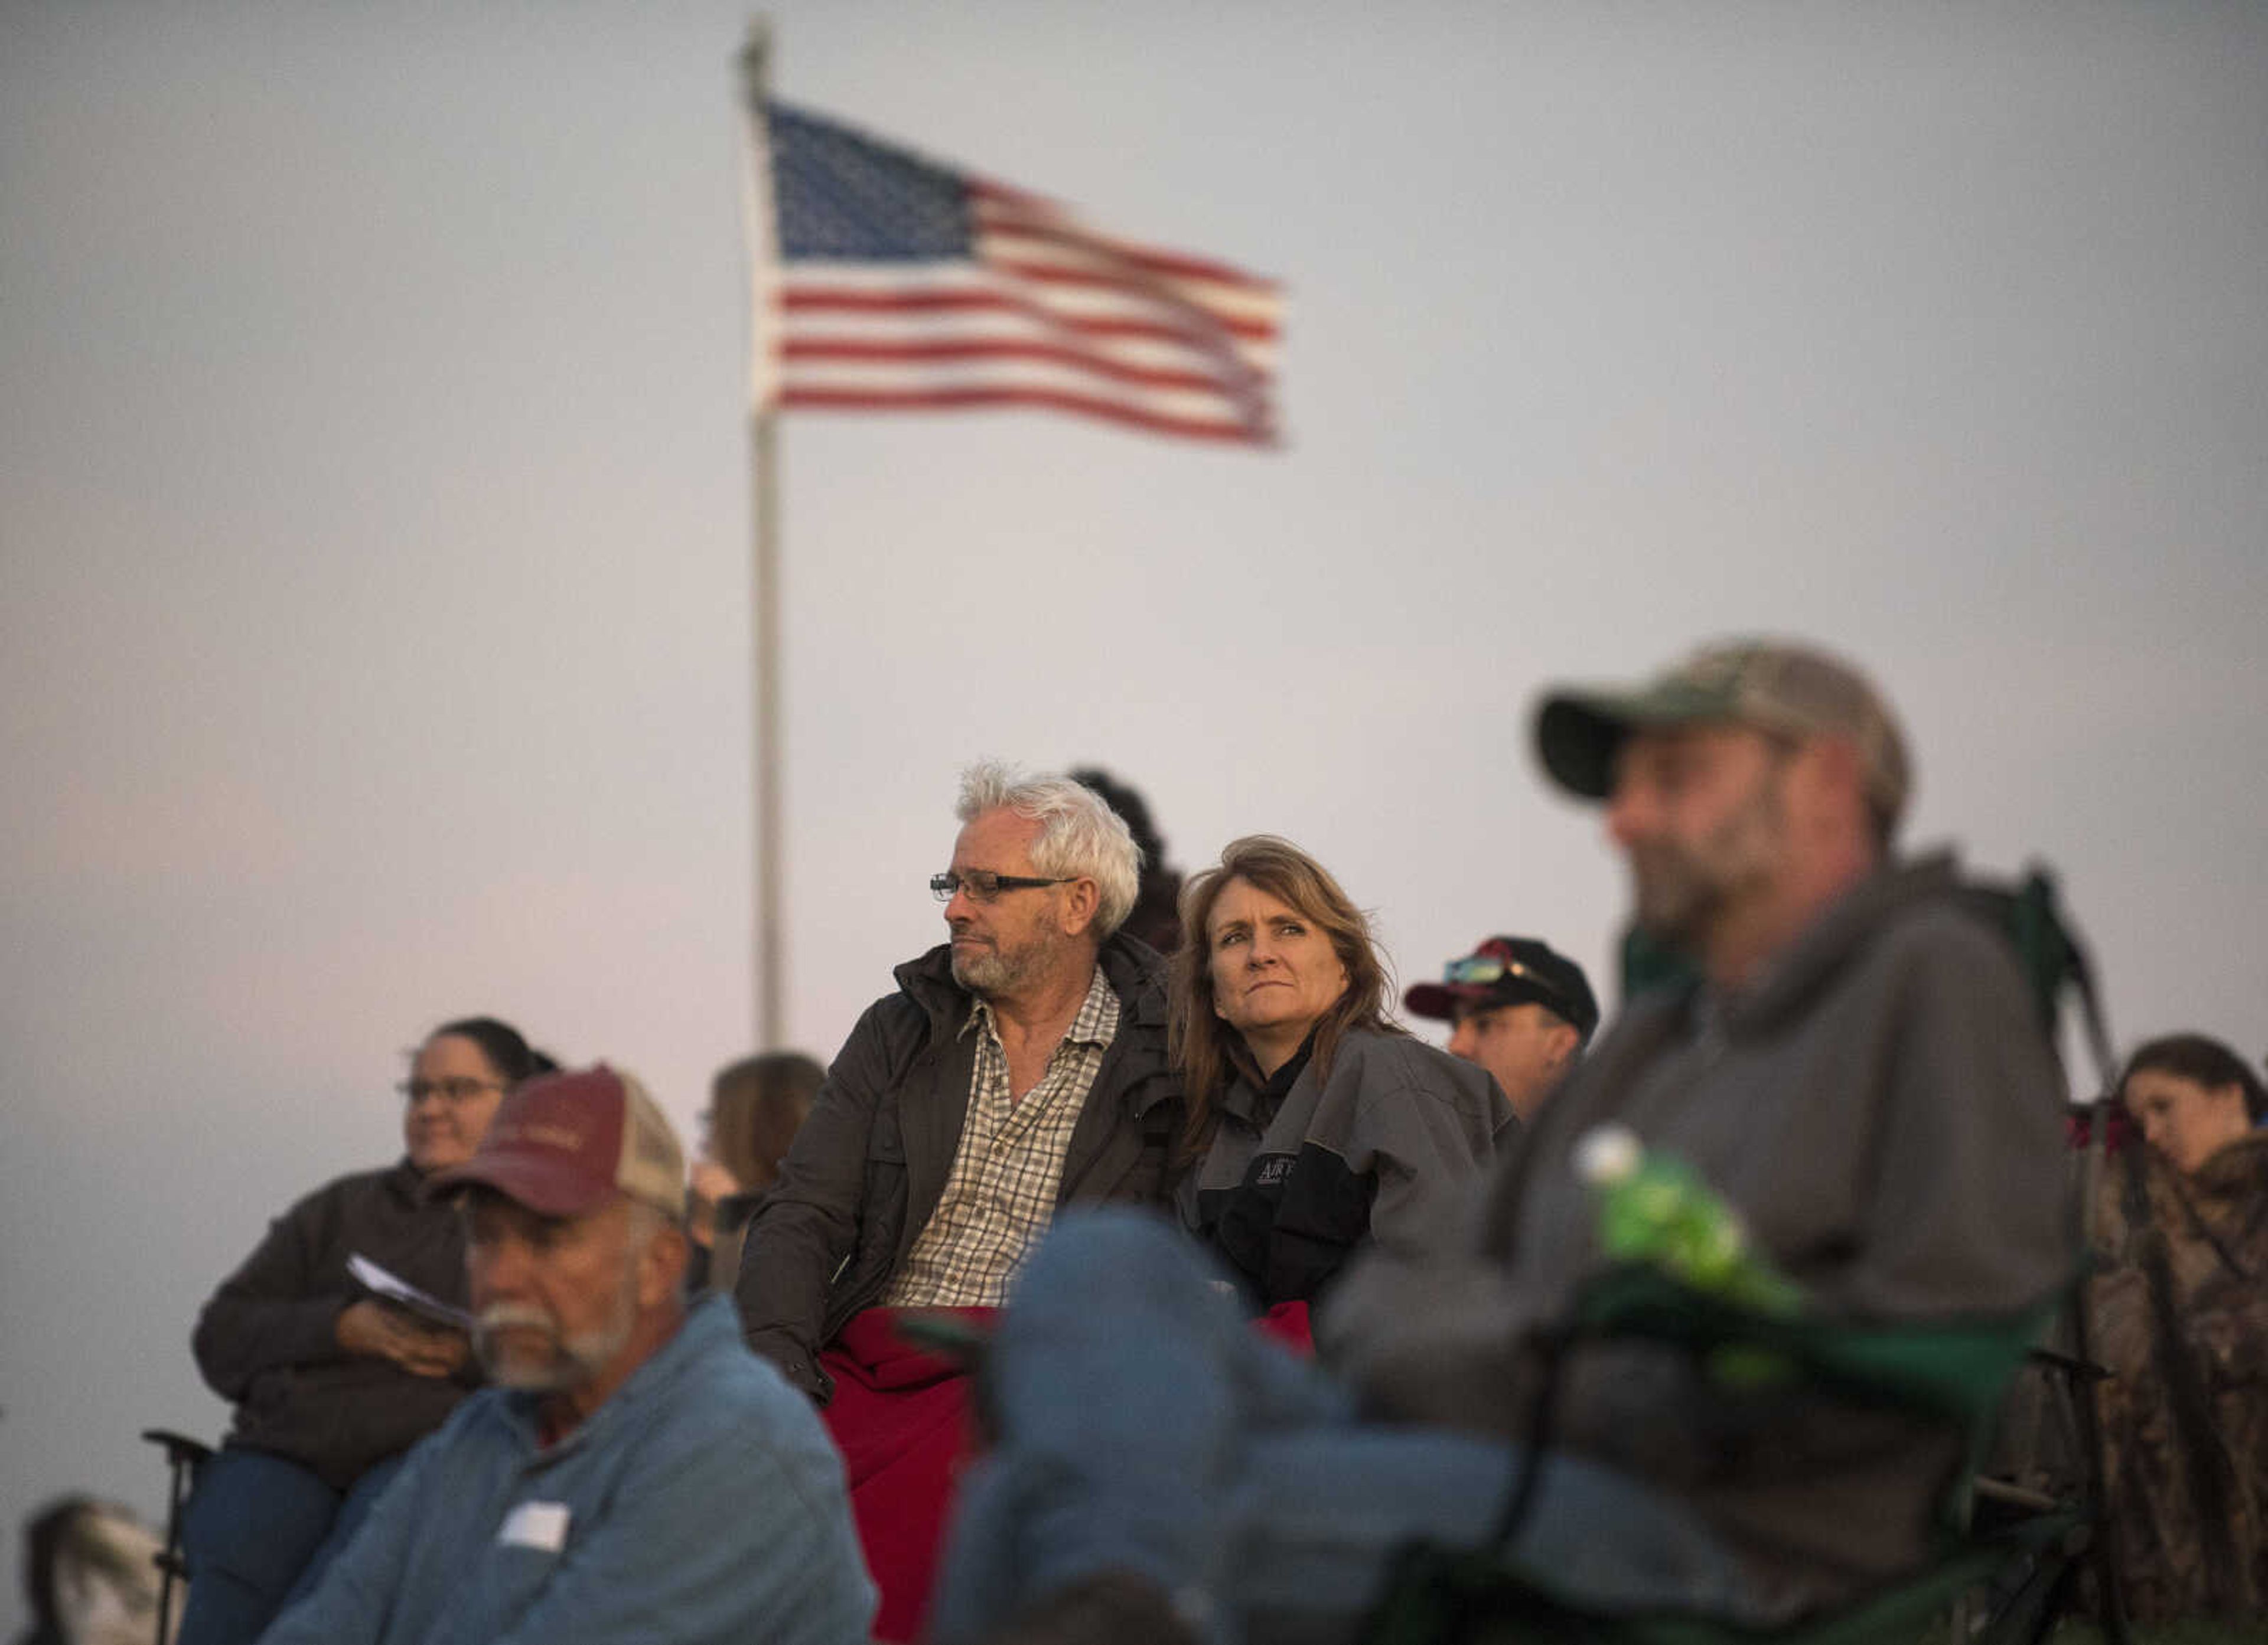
[[884, 964, 1121, 1307]]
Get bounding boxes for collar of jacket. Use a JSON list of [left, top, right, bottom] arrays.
[[1696, 850, 1966, 1042], [889, 931, 1172, 1043], [1220, 1025, 1322, 1124], [2189, 1128, 2268, 1205], [391, 1154, 440, 1206]]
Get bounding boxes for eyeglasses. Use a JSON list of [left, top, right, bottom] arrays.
[[397, 1077, 507, 1106], [929, 870, 1074, 904], [1442, 955, 1579, 1021]]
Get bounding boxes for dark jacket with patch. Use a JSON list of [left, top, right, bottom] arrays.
[[1178, 1028, 1511, 1307], [734, 934, 1184, 1400], [193, 1159, 477, 1490]]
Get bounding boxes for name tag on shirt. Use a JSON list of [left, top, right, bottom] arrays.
[[498, 1500, 571, 1553]]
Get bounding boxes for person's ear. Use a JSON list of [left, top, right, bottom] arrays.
[[1057, 876, 1102, 938], [639, 1223, 690, 1307], [1784, 734, 1865, 841]]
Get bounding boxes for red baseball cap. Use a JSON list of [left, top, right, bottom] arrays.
[[433, 1063, 685, 1220]]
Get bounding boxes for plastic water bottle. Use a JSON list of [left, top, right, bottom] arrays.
[[1573, 1124, 1803, 1317]]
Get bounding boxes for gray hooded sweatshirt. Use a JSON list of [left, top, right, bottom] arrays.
[[1321, 853, 2072, 1621]]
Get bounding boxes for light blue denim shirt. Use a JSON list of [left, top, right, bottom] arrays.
[[263, 1293, 874, 1645]]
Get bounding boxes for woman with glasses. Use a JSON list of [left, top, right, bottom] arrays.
[[177, 1017, 555, 1645], [1171, 837, 1510, 1311]]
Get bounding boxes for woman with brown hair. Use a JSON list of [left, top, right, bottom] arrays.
[[689, 1050, 826, 1294], [1169, 835, 1510, 1308], [2090, 1032, 2268, 1621]]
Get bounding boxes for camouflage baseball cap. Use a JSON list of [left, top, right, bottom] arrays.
[[1534, 639, 1910, 833]]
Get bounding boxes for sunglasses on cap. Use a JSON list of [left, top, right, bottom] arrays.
[[1440, 954, 1581, 1024]]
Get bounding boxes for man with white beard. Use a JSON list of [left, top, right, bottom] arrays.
[[259, 1065, 874, 1645]]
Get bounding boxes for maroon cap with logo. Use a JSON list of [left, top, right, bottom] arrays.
[[432, 1063, 685, 1220]]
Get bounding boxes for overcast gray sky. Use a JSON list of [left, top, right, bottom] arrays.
[[3, 3, 2263, 1624]]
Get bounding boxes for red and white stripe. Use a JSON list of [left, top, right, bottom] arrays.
[[755, 179, 1283, 444]]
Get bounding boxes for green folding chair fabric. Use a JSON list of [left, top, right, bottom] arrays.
[[1564, 1264, 2047, 1433], [1358, 1267, 2077, 1645], [1364, 1513, 2074, 1645]]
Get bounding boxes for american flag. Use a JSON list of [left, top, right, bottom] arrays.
[[743, 102, 1283, 445]]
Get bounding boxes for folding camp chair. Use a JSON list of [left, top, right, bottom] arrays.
[[143, 1427, 212, 1645], [1957, 867, 2130, 1641], [1361, 863, 2130, 1645], [1358, 1264, 2091, 1645]]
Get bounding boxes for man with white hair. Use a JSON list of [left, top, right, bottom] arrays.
[[735, 760, 1182, 1402], [260, 1065, 874, 1645]]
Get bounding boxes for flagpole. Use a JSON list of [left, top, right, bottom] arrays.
[[739, 18, 784, 1050]]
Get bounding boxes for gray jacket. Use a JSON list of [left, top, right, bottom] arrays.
[[1322, 854, 2073, 1620], [735, 934, 1182, 1399], [1177, 1027, 1510, 1306]]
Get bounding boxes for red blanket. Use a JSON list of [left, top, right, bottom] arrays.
[[821, 1300, 1314, 1641], [820, 1308, 996, 1642]]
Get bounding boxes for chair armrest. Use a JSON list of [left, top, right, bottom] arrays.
[[141, 1428, 214, 1468]]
